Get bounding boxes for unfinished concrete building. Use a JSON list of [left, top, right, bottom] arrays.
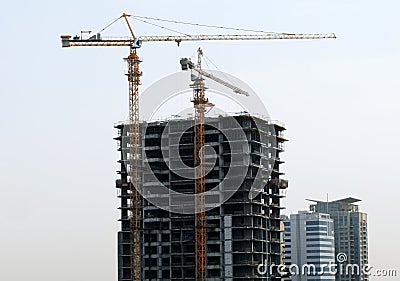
[[115, 114, 288, 280]]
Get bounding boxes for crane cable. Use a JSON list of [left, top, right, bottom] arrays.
[[131, 17, 192, 37], [96, 14, 278, 38], [96, 15, 122, 34], [203, 54, 238, 92], [131, 15, 277, 34], [95, 14, 191, 37]]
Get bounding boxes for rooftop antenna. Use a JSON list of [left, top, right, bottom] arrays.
[[326, 193, 329, 213]]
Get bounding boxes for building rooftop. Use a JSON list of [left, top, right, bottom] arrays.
[[306, 197, 361, 205]]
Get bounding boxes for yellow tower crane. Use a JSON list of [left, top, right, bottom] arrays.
[[60, 13, 335, 281], [180, 48, 250, 281]]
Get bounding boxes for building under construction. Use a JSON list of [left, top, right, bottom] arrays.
[[115, 114, 288, 280]]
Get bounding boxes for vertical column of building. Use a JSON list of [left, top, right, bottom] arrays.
[[349, 211, 368, 281], [219, 116, 241, 280], [356, 213, 368, 281], [115, 123, 133, 281], [219, 116, 288, 280], [221, 116, 261, 279], [169, 119, 196, 280], [283, 218, 292, 281], [142, 121, 172, 280], [204, 119, 224, 280], [223, 215, 233, 280], [268, 122, 288, 281]]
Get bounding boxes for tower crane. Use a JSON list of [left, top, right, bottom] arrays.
[[60, 13, 335, 281], [180, 48, 249, 281]]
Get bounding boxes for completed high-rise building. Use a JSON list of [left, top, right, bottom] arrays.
[[283, 211, 335, 281], [308, 198, 368, 281]]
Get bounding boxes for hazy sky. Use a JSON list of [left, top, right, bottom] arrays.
[[1, 1, 399, 280]]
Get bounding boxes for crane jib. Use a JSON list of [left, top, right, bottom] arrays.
[[61, 33, 336, 47]]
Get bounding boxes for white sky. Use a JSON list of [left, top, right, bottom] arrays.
[[1, 1, 399, 280]]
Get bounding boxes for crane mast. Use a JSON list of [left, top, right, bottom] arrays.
[[121, 14, 142, 281], [125, 48, 142, 281], [192, 48, 207, 281], [60, 13, 336, 281], [181, 47, 250, 280]]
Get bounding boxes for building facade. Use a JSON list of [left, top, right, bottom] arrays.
[[308, 198, 368, 281], [115, 114, 288, 280], [283, 211, 335, 281]]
